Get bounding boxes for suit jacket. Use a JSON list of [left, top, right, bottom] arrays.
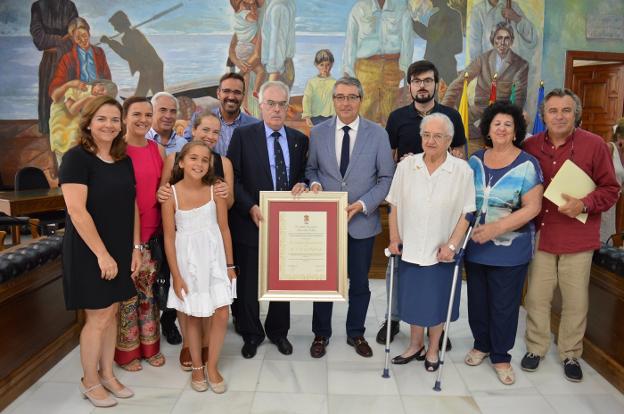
[[49, 44, 112, 96], [443, 48, 529, 110], [306, 116, 395, 239], [227, 121, 308, 246]]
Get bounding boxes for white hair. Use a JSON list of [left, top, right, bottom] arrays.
[[420, 113, 454, 138], [258, 81, 290, 104], [151, 91, 179, 111]]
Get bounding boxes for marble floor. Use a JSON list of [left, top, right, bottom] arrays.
[[4, 280, 624, 414]]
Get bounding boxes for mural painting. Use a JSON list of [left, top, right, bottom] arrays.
[[1, 1, 553, 184]]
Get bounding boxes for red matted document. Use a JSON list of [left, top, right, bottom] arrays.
[[258, 191, 348, 302]]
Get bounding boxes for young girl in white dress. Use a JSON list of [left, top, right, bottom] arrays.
[[162, 141, 235, 393]]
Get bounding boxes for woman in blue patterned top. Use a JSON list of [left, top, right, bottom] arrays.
[[464, 102, 543, 385]]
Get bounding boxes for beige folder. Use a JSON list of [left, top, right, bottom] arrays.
[[543, 159, 595, 224]]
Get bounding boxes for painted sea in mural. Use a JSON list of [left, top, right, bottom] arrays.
[[0, 0, 467, 120]]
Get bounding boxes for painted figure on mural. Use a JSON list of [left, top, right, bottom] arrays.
[[48, 17, 112, 99], [443, 22, 528, 137], [100, 10, 164, 97], [30, 0, 79, 135], [49, 79, 118, 167], [343, 0, 414, 125], [260, 0, 296, 88], [228, 0, 267, 107], [468, 0, 537, 61], [412, 0, 464, 86]]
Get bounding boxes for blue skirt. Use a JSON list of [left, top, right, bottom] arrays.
[[397, 260, 461, 327]]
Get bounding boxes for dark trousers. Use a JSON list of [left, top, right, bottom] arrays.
[[313, 235, 375, 338], [160, 308, 177, 328], [235, 243, 290, 343], [465, 261, 529, 364]]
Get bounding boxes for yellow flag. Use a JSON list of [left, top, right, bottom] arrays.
[[459, 72, 469, 145]]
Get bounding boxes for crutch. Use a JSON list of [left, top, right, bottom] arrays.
[[433, 215, 476, 392], [382, 246, 399, 378]]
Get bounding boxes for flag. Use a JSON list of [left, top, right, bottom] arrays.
[[532, 82, 545, 134], [458, 72, 470, 157], [509, 82, 516, 104], [489, 73, 497, 105]]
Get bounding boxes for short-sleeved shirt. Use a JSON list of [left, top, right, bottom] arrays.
[[386, 102, 467, 159], [465, 149, 543, 266], [385, 153, 476, 266]]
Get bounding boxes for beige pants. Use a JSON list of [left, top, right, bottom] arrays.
[[355, 57, 403, 125], [524, 233, 593, 361]]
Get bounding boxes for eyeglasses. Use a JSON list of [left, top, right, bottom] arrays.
[[422, 132, 448, 142], [263, 100, 289, 109], [219, 88, 243, 97], [410, 78, 435, 87], [333, 94, 361, 102]]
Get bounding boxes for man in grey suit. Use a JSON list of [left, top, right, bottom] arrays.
[[305, 77, 395, 358]]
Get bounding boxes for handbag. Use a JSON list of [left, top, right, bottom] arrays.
[[148, 233, 170, 309]]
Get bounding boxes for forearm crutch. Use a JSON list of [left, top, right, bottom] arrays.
[[382, 247, 398, 378], [433, 217, 476, 392]]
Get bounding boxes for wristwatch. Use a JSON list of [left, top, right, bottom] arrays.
[[448, 244, 457, 252]]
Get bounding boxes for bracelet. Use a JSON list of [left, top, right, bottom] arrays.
[[133, 244, 144, 251], [227, 265, 240, 276], [447, 243, 456, 252]]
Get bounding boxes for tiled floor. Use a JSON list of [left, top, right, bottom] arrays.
[[4, 280, 624, 414]]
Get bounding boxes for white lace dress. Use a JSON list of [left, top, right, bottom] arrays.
[[166, 185, 233, 316]]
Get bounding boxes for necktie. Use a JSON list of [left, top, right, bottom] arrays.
[[340, 125, 351, 177], [272, 131, 288, 191]]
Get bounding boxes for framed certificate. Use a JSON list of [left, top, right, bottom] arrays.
[[258, 191, 348, 302]]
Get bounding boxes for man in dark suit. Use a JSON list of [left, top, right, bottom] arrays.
[[227, 80, 309, 358]]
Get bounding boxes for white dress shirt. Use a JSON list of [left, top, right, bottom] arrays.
[[386, 153, 476, 266], [335, 116, 359, 164]]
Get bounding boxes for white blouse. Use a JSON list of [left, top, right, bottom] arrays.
[[386, 153, 476, 266]]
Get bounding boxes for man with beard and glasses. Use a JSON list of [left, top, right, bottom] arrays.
[[184, 72, 257, 156], [376, 60, 466, 347]]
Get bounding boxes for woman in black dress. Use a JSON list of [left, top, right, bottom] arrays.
[[59, 95, 141, 407]]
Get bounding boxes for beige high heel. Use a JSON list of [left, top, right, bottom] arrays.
[[208, 379, 227, 394], [99, 375, 134, 398], [79, 379, 117, 407], [190, 366, 209, 392]]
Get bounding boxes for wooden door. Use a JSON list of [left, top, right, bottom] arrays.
[[570, 63, 624, 140]]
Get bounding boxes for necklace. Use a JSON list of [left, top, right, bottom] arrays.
[[96, 154, 114, 164]]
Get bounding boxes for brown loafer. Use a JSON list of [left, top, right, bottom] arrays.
[[347, 336, 373, 358], [310, 336, 329, 358], [179, 347, 192, 371]]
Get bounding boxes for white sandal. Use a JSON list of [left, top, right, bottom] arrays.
[[464, 349, 489, 366], [190, 366, 209, 392]]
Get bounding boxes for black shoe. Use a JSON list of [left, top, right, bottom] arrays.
[[563, 358, 583, 382], [425, 356, 440, 372], [161, 324, 182, 345], [521, 352, 541, 372], [391, 346, 426, 365], [241, 341, 259, 359], [271, 337, 293, 355], [376, 320, 400, 344]]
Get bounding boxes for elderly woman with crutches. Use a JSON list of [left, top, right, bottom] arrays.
[[386, 113, 475, 372]]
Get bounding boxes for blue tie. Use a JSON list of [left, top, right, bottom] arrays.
[[340, 125, 351, 177], [272, 131, 288, 190]]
